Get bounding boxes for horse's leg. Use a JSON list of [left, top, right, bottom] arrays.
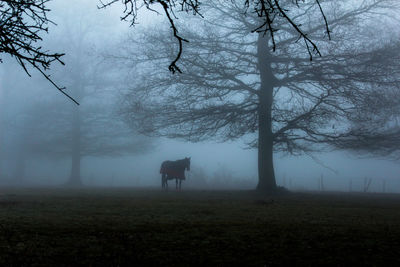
[[162, 174, 168, 190], [179, 179, 182, 191], [176, 178, 178, 190], [162, 174, 165, 189]]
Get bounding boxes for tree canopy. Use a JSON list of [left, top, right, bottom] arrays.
[[100, 0, 331, 73], [115, 0, 400, 191], [1, 0, 334, 104]]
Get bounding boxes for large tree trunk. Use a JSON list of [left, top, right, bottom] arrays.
[[0, 90, 4, 180], [69, 149, 81, 186], [68, 106, 82, 186], [256, 33, 277, 192], [0, 65, 10, 180]]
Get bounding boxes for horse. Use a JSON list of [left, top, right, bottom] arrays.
[[160, 157, 190, 190]]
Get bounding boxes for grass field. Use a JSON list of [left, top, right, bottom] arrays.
[[1, 187, 400, 266]]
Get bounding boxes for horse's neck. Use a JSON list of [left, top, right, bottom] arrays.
[[174, 160, 185, 168]]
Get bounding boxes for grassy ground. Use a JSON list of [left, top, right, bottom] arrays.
[[0, 187, 400, 266]]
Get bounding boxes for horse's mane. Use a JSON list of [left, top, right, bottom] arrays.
[[161, 158, 189, 171], [174, 158, 188, 166]]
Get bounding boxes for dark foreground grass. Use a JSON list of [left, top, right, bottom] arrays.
[[1, 187, 400, 266]]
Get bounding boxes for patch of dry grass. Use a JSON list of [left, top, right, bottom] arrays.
[[1, 187, 400, 266]]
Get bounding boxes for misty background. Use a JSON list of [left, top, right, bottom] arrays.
[[1, 0, 400, 193]]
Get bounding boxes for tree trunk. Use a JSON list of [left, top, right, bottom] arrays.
[[0, 65, 10, 180], [68, 106, 82, 186], [0, 92, 4, 181], [69, 149, 81, 186], [256, 33, 277, 192]]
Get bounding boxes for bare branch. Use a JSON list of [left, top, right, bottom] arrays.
[[100, 0, 330, 69], [0, 0, 78, 104]]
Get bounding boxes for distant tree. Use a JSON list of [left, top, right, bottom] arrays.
[[1, 8, 153, 186], [0, 59, 17, 180], [116, 0, 400, 192], [2, 54, 153, 185], [187, 165, 208, 189], [0, 66, 6, 179], [17, 96, 152, 186], [0, 59, 46, 182], [37, 15, 153, 186]]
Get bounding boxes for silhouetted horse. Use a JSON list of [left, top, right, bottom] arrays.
[[160, 157, 190, 190]]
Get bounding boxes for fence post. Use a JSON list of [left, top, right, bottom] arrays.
[[383, 180, 386, 193], [364, 177, 372, 193]]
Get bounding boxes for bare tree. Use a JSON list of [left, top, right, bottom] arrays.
[[0, 0, 81, 103], [15, 97, 153, 186], [115, 0, 400, 192], [1, 0, 330, 104], [99, 0, 331, 73], [1, 54, 153, 185], [0, 59, 18, 180], [36, 19, 153, 186], [0, 8, 154, 186]]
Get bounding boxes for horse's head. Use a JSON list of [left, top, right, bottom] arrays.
[[185, 157, 191, 171]]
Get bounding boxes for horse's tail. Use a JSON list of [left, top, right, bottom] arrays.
[[160, 162, 166, 174]]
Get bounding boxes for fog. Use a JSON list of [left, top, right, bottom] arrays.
[[1, 0, 400, 193]]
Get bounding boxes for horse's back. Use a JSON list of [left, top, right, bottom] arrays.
[[160, 160, 185, 180], [160, 160, 172, 173]]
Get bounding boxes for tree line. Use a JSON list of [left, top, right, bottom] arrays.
[[1, 0, 399, 191]]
